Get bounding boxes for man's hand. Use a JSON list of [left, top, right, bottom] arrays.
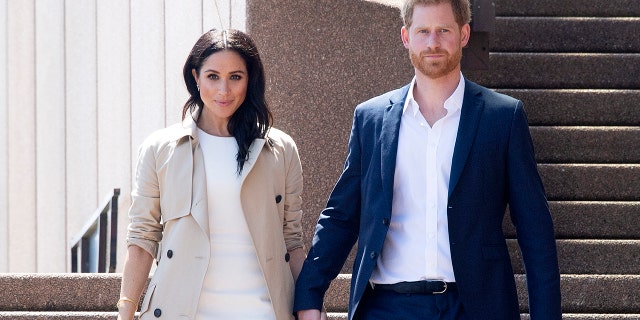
[[297, 309, 327, 320]]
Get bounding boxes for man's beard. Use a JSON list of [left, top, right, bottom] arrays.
[[409, 47, 462, 79]]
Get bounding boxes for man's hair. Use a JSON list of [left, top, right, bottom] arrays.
[[401, 0, 471, 28]]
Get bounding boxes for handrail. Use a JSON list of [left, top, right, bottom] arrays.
[[69, 188, 120, 273]]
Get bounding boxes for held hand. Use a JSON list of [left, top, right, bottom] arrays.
[[297, 309, 322, 320]]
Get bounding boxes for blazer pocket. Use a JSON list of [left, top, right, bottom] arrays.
[[482, 244, 509, 261]]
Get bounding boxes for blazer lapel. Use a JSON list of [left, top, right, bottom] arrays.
[[449, 80, 484, 197], [380, 85, 409, 201]]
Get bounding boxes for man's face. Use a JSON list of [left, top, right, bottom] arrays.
[[401, 3, 470, 79]]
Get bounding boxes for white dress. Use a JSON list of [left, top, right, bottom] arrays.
[[195, 129, 274, 319]]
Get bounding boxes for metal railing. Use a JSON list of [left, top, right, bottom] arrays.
[[69, 188, 120, 273]]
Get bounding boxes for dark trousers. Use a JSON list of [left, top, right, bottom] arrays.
[[353, 284, 468, 320]]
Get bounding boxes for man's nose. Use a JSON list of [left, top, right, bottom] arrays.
[[426, 32, 441, 48]]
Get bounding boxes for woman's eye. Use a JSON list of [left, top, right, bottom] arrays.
[[207, 74, 219, 80], [230, 74, 243, 80]]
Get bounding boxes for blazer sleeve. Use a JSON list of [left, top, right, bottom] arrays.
[[507, 102, 562, 319], [294, 109, 363, 312]]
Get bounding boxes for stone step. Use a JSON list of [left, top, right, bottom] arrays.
[[508, 239, 640, 274], [0, 313, 117, 319], [1, 312, 638, 320], [539, 164, 640, 201], [493, 17, 640, 53], [328, 313, 640, 320], [531, 126, 640, 164], [325, 274, 640, 313], [465, 53, 640, 89], [0, 273, 121, 311], [496, 89, 640, 126], [504, 201, 640, 239], [495, 0, 640, 17]]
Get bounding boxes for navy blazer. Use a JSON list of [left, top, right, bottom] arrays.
[[294, 80, 561, 319]]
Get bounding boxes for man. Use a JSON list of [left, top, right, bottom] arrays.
[[294, 0, 561, 319]]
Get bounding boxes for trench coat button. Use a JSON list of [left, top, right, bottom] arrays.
[[167, 250, 173, 259], [154, 308, 162, 317], [370, 251, 377, 259], [275, 195, 282, 203], [285, 252, 290, 262]]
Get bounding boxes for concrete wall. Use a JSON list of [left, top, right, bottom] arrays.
[[247, 0, 412, 247], [0, 0, 246, 272]]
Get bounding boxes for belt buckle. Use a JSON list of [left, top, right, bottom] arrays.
[[432, 280, 447, 294]]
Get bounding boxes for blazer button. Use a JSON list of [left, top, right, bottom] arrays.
[[370, 251, 377, 259], [154, 308, 162, 317], [284, 252, 290, 262], [167, 250, 173, 259], [275, 195, 282, 203]]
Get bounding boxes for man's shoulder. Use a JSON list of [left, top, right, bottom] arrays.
[[465, 79, 520, 106], [355, 85, 409, 113]]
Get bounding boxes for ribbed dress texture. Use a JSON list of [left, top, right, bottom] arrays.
[[195, 129, 274, 319]]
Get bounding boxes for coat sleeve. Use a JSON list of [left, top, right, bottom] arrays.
[[507, 102, 562, 319], [294, 109, 363, 312], [126, 135, 164, 259], [282, 134, 304, 251]]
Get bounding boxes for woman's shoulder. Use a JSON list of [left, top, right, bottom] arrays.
[[139, 122, 191, 150], [265, 127, 298, 150]]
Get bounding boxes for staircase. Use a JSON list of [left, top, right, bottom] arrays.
[[491, 1, 640, 318], [1, 0, 638, 319], [320, 0, 640, 319]]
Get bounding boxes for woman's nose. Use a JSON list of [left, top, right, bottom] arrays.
[[217, 80, 230, 93]]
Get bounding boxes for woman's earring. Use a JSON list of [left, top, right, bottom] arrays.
[[197, 84, 200, 92]]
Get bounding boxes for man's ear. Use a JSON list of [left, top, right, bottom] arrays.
[[460, 23, 471, 47], [401, 26, 410, 49]]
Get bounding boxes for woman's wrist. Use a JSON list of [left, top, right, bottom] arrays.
[[117, 296, 138, 309], [116, 296, 138, 319]]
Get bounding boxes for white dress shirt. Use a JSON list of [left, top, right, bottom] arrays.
[[370, 74, 465, 284]]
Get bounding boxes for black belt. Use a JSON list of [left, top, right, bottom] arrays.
[[372, 280, 456, 294]]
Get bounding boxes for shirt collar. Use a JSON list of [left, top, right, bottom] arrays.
[[403, 72, 466, 117]]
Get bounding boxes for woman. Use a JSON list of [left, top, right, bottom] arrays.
[[117, 29, 305, 320]]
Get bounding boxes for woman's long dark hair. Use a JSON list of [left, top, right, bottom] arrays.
[[182, 29, 272, 173]]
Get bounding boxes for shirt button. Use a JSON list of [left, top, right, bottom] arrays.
[[167, 250, 173, 259], [382, 218, 389, 226], [370, 251, 377, 259], [275, 195, 282, 203], [284, 252, 290, 262], [154, 308, 162, 317]]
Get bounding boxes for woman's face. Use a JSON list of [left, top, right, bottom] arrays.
[[192, 50, 248, 129]]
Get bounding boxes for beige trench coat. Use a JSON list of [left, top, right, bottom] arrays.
[[126, 114, 303, 320]]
